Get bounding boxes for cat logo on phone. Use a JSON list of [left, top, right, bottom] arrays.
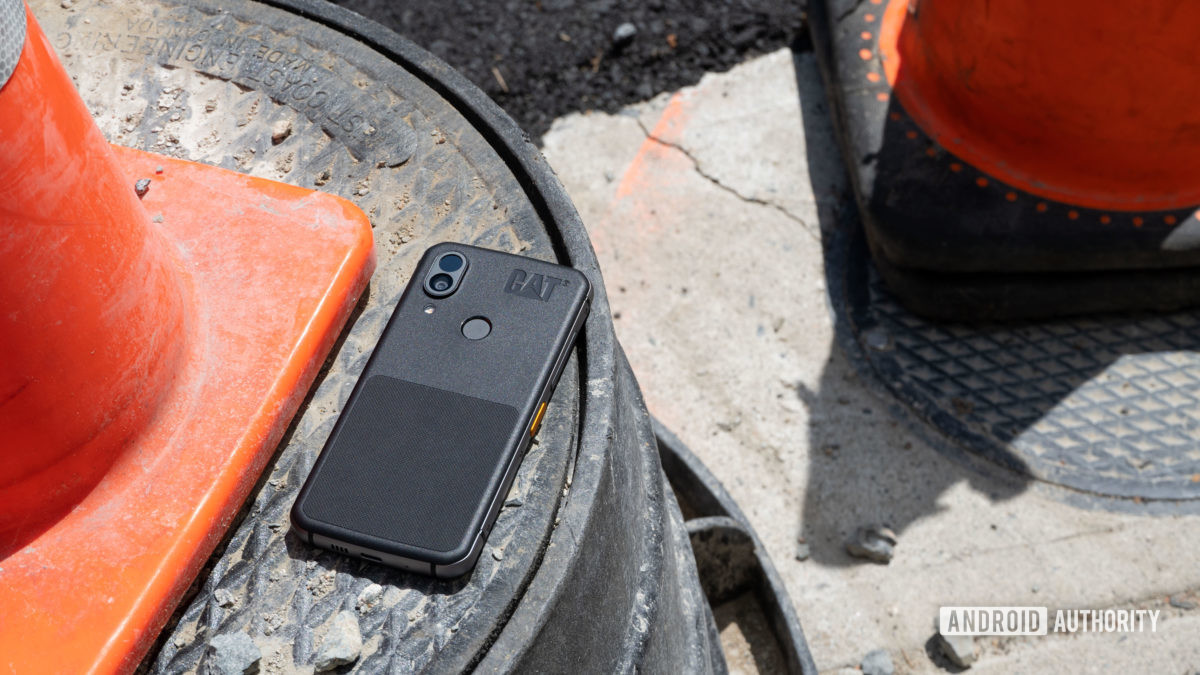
[[505, 269, 567, 301]]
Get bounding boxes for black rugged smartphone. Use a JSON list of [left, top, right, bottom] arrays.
[[291, 242, 591, 577]]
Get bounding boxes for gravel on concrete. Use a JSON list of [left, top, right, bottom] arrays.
[[861, 648, 894, 675], [846, 525, 898, 564], [938, 633, 977, 668], [1169, 596, 1197, 611], [794, 538, 811, 562]]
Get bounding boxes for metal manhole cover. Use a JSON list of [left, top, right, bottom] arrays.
[[831, 221, 1200, 506]]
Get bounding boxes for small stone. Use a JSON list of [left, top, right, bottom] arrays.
[[213, 588, 236, 608], [1170, 596, 1197, 610], [938, 633, 977, 667], [134, 179, 151, 198], [60, 0, 75, 8], [314, 610, 362, 672], [715, 416, 742, 432], [271, 119, 292, 145], [861, 648, 893, 675], [794, 541, 811, 561], [612, 22, 637, 46], [202, 632, 260, 675], [492, 548, 504, 561], [355, 583, 383, 612], [846, 525, 897, 564], [864, 327, 892, 351], [155, 165, 164, 174], [504, 496, 524, 508]]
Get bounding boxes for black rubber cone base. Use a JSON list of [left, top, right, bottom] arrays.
[[810, 0, 1200, 321], [827, 215, 1200, 510]]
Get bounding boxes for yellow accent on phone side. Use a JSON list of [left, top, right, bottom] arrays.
[[530, 401, 548, 437]]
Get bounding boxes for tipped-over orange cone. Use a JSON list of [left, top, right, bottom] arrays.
[[812, 0, 1200, 319], [0, 5, 374, 672]]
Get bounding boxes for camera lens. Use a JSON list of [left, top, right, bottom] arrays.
[[429, 273, 453, 293], [439, 254, 464, 272]]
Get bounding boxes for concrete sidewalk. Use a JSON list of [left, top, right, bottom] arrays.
[[541, 49, 1200, 673]]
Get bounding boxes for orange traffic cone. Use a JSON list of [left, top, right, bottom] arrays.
[[811, 0, 1200, 319], [0, 5, 373, 673]]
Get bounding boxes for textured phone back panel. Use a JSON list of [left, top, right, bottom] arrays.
[[297, 375, 518, 554], [293, 243, 590, 567]]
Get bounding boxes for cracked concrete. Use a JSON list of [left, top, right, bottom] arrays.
[[632, 116, 820, 242], [542, 48, 1200, 673]]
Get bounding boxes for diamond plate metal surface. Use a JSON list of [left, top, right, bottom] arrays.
[[0, 0, 24, 87], [838, 228, 1200, 504]]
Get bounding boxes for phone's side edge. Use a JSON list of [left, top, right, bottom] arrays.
[[436, 274, 592, 578]]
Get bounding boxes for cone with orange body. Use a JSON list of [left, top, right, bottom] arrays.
[[811, 0, 1200, 319], [0, 4, 374, 672]]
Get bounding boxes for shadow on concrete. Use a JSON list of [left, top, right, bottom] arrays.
[[790, 44, 1031, 568]]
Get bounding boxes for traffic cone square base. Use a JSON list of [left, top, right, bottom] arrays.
[[810, 0, 1200, 320], [0, 146, 373, 674]]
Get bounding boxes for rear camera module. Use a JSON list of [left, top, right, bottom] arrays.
[[429, 273, 453, 293], [424, 251, 469, 297]]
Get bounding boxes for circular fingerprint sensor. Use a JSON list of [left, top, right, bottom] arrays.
[[462, 317, 491, 340]]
